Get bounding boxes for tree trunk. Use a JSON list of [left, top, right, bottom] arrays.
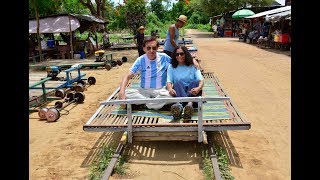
[[32, 0, 43, 61]]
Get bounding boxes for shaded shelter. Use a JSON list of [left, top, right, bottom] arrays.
[[210, 4, 284, 37], [29, 13, 108, 59], [245, 6, 291, 19]]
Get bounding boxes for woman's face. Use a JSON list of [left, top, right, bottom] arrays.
[[175, 48, 185, 64]]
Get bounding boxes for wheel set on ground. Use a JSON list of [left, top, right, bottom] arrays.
[[37, 76, 95, 122], [105, 56, 127, 71], [38, 92, 86, 122], [54, 76, 96, 98], [74, 76, 96, 92]]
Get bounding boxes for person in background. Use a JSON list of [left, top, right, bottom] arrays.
[[167, 46, 204, 121], [118, 37, 172, 110], [102, 30, 110, 49], [134, 26, 146, 56], [151, 30, 159, 39], [163, 15, 187, 57]]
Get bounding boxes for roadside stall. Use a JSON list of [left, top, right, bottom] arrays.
[[29, 13, 107, 60]]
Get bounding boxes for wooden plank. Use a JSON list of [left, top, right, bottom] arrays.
[[198, 100, 203, 142], [85, 122, 250, 127], [133, 136, 197, 141], [133, 131, 198, 137], [83, 72, 251, 133]]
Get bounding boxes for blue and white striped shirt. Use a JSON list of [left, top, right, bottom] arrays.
[[130, 53, 171, 89]]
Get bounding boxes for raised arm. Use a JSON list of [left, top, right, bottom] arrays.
[[169, 25, 178, 48]]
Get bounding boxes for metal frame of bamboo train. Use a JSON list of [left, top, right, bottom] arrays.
[[83, 72, 250, 180], [83, 72, 251, 142], [29, 76, 60, 112]]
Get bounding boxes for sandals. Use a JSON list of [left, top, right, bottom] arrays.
[[183, 104, 194, 120], [170, 103, 183, 121]]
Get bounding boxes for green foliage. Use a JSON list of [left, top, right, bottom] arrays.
[[201, 145, 235, 180], [167, 1, 190, 22], [89, 146, 115, 180], [201, 150, 214, 180], [29, 0, 63, 18], [108, 5, 127, 31], [216, 146, 235, 180], [58, 0, 89, 14], [150, 0, 166, 20], [188, 12, 210, 24], [125, 0, 148, 35], [114, 154, 129, 175], [145, 12, 165, 36], [184, 23, 212, 32], [88, 145, 128, 180]]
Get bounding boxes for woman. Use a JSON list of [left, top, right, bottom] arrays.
[[167, 46, 204, 121], [134, 26, 145, 56]]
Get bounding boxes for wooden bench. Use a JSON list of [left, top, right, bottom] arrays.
[[29, 53, 47, 64]]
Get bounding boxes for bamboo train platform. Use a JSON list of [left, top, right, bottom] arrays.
[[83, 72, 251, 143], [29, 59, 109, 70]]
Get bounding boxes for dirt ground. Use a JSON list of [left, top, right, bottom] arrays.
[[29, 29, 290, 180]]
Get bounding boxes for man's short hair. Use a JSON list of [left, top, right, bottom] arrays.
[[143, 36, 159, 47]]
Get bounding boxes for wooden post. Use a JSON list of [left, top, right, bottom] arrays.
[[32, 0, 43, 62], [197, 100, 203, 142], [68, 14, 74, 59], [127, 104, 133, 143]]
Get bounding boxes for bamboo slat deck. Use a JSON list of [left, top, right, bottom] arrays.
[[29, 59, 107, 70], [83, 72, 251, 142]]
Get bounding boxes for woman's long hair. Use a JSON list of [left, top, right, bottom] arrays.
[[171, 46, 193, 68]]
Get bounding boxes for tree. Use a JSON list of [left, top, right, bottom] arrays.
[[59, 0, 90, 14], [150, 0, 165, 20], [125, 0, 147, 35], [78, 0, 107, 19], [29, 0, 62, 18]]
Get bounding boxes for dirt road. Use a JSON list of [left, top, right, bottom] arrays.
[[29, 29, 290, 179]]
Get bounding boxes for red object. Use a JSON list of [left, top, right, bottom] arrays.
[[280, 34, 289, 43], [224, 30, 232, 37]]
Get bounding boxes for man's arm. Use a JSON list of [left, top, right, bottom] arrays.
[[119, 71, 135, 100], [133, 36, 138, 46], [169, 26, 178, 48]]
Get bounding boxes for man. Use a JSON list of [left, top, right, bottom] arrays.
[[118, 37, 172, 110], [102, 30, 110, 49], [163, 15, 187, 57], [134, 26, 146, 56]]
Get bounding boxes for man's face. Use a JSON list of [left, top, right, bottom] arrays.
[[177, 20, 186, 28], [143, 40, 158, 60]]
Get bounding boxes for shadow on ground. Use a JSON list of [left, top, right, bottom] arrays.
[[211, 131, 243, 168], [122, 141, 204, 166], [81, 132, 123, 167], [227, 38, 291, 57]]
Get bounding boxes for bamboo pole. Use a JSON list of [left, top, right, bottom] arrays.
[[68, 14, 74, 59], [32, 0, 43, 62]]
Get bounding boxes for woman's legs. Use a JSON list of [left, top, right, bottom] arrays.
[[173, 81, 188, 97]]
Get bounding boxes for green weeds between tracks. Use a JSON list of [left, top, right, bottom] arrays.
[[89, 145, 128, 180], [202, 145, 234, 180]]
